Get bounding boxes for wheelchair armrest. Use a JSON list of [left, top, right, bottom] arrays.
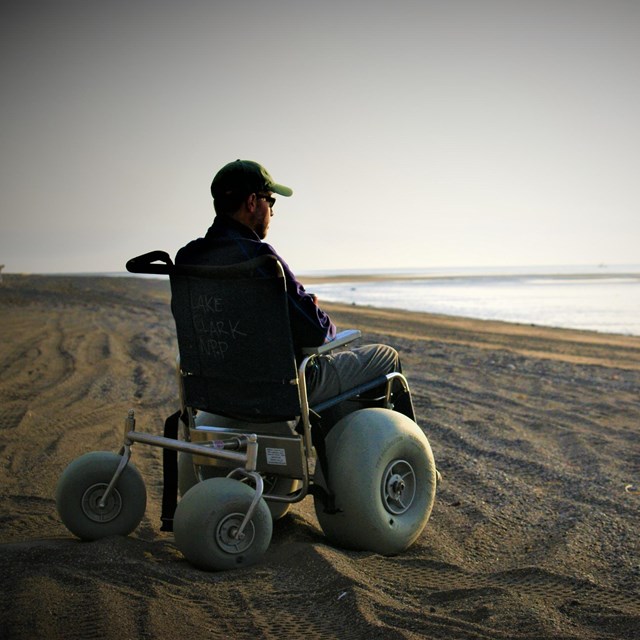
[[300, 329, 361, 356]]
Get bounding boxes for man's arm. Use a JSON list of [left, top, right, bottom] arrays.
[[265, 246, 336, 349]]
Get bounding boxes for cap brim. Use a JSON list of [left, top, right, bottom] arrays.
[[270, 182, 293, 197]]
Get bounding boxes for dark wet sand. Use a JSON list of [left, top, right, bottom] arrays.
[[1, 274, 639, 639]]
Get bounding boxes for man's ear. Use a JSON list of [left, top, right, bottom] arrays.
[[245, 193, 258, 212]]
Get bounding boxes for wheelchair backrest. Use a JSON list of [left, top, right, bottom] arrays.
[[127, 251, 301, 421]]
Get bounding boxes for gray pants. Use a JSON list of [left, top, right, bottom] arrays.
[[306, 344, 416, 423]]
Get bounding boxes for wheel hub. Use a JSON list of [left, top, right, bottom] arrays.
[[381, 459, 417, 515], [389, 474, 406, 498], [216, 513, 256, 554], [82, 483, 122, 523]]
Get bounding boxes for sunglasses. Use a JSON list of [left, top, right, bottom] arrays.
[[257, 194, 276, 208]]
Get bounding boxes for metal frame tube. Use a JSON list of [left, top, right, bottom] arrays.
[[98, 444, 132, 507], [226, 468, 265, 540], [125, 430, 251, 465], [297, 354, 315, 458]]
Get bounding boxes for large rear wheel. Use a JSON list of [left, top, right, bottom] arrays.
[[314, 408, 436, 555]]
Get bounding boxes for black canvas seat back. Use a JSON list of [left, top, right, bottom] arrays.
[[169, 255, 301, 421]]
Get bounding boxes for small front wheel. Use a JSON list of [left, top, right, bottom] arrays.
[[178, 452, 298, 521], [174, 477, 272, 571], [56, 451, 147, 540]]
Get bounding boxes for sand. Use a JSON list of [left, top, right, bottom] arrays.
[[1, 273, 639, 640]]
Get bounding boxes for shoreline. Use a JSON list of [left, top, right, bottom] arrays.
[[301, 272, 640, 339], [334, 303, 640, 340], [322, 301, 640, 370]]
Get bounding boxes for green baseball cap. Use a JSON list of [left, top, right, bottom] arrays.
[[210, 160, 293, 199]]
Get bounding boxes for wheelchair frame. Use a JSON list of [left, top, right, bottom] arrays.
[[104, 331, 411, 543]]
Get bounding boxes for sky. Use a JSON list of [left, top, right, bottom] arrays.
[[1, 0, 639, 274]]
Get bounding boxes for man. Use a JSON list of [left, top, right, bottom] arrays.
[[176, 159, 414, 422]]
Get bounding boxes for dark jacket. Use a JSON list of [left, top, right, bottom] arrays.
[[175, 216, 336, 354]]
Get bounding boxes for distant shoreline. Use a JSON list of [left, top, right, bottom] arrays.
[[2, 263, 640, 283], [300, 270, 640, 285]]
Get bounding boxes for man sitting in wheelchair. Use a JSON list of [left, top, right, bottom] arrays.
[[176, 159, 416, 427]]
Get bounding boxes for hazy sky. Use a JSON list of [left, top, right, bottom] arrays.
[[1, 0, 638, 273]]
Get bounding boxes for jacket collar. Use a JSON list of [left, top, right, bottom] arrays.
[[207, 215, 261, 241]]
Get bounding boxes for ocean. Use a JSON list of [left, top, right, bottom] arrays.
[[303, 265, 640, 337]]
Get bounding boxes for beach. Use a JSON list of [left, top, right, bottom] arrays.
[[1, 274, 639, 639]]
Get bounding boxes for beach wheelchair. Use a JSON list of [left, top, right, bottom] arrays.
[[56, 252, 438, 571]]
